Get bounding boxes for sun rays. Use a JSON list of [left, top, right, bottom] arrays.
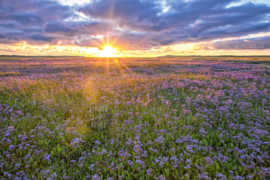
[[98, 45, 118, 57]]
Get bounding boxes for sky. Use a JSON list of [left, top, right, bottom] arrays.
[[0, 0, 270, 57]]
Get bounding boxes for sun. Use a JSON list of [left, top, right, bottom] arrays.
[[99, 45, 117, 57]]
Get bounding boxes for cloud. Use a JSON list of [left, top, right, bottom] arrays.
[[0, 34, 5, 39], [0, 0, 269, 51], [30, 34, 54, 42], [0, 0, 76, 42], [45, 22, 77, 37], [78, 0, 270, 49], [198, 36, 270, 50], [79, 0, 161, 23]]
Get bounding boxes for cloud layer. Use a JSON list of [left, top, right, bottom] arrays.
[[0, 0, 270, 51]]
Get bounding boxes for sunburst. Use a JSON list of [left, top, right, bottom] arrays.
[[98, 45, 117, 57]]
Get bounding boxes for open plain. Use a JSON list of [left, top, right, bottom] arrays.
[[0, 57, 270, 179]]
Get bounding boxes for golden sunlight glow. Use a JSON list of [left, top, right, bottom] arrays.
[[114, 59, 119, 63], [99, 45, 118, 57]]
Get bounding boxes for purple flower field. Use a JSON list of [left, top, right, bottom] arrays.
[[0, 57, 270, 179]]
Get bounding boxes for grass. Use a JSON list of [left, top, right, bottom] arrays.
[[0, 57, 270, 179]]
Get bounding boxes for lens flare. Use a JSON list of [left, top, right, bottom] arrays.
[[99, 45, 117, 57]]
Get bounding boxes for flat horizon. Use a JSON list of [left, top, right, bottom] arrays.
[[0, 0, 270, 57]]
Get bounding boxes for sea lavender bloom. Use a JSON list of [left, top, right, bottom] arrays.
[[88, 164, 95, 171], [204, 157, 213, 167], [70, 138, 85, 147], [118, 150, 125, 157], [133, 144, 142, 154], [154, 175, 166, 180], [159, 161, 164, 167], [8, 126, 14, 131], [199, 128, 207, 135], [147, 168, 152, 176], [92, 174, 100, 180], [198, 172, 210, 180], [136, 160, 146, 168], [9, 145, 16, 150], [232, 176, 244, 180], [52, 173, 57, 178], [154, 136, 165, 144], [215, 173, 226, 180], [127, 160, 133, 167], [43, 154, 51, 161]]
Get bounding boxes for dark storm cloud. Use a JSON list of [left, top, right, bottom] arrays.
[[30, 34, 54, 42], [79, 0, 270, 49], [0, 0, 76, 43], [0, 0, 75, 22], [10, 14, 45, 26], [0, 0, 270, 50], [23, 28, 43, 33], [79, 0, 161, 22], [45, 22, 77, 36], [199, 36, 270, 50]]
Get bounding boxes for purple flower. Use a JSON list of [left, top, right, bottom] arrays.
[[92, 174, 100, 180], [146, 168, 152, 176], [154, 175, 166, 180], [118, 150, 125, 157], [199, 172, 210, 180], [216, 173, 226, 180], [232, 176, 244, 180], [52, 173, 57, 178], [204, 157, 213, 167], [9, 145, 16, 150], [199, 128, 207, 135]]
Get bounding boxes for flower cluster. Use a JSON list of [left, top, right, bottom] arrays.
[[0, 58, 270, 179]]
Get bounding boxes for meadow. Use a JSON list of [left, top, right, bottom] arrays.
[[0, 56, 270, 180]]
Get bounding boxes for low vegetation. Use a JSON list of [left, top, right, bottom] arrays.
[[0, 57, 270, 179]]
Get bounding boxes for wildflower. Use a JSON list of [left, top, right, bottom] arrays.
[[133, 144, 142, 154], [199, 128, 207, 135], [216, 173, 226, 180], [118, 150, 125, 157], [204, 157, 213, 167], [92, 174, 100, 180], [127, 160, 133, 167], [232, 175, 244, 180], [70, 138, 85, 147], [199, 172, 210, 180], [88, 164, 95, 171], [52, 173, 57, 178], [9, 145, 16, 150], [147, 168, 152, 176], [154, 136, 165, 144], [154, 175, 166, 180], [43, 154, 51, 161], [8, 126, 14, 131]]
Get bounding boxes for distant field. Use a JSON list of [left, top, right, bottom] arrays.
[[0, 57, 270, 179]]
